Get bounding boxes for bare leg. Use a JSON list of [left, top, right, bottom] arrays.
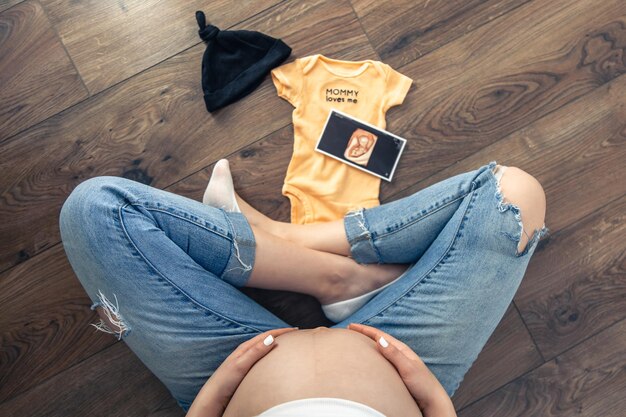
[[497, 166, 547, 253], [202, 159, 410, 304], [239, 166, 547, 255], [237, 194, 351, 256], [203, 159, 356, 256], [245, 223, 409, 305]]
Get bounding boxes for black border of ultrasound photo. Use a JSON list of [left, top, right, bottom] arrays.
[[314, 108, 407, 182]]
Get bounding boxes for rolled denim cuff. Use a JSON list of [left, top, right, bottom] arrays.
[[344, 208, 380, 264], [221, 211, 256, 287]]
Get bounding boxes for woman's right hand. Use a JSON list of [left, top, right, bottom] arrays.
[[347, 323, 457, 417]]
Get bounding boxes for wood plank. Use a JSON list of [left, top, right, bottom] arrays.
[[377, 0, 626, 201], [451, 305, 543, 410], [350, 0, 530, 68], [167, 125, 295, 222], [146, 397, 185, 417], [0, 1, 88, 142], [0, 342, 173, 417], [0, 0, 23, 13], [0, 0, 376, 273], [0, 244, 115, 402], [392, 71, 626, 229], [458, 318, 626, 417], [40, 0, 283, 94], [515, 195, 626, 360]]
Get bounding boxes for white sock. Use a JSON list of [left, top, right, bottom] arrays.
[[202, 159, 241, 213]]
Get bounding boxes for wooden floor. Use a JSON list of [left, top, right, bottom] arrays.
[[1, 0, 625, 415]]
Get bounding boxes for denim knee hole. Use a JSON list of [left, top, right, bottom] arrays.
[[90, 290, 131, 340], [489, 163, 549, 257]]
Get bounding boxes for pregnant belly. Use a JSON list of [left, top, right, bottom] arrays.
[[223, 327, 423, 417]]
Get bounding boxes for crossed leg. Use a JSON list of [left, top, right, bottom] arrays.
[[224, 163, 546, 257], [204, 160, 546, 300], [95, 162, 546, 333]]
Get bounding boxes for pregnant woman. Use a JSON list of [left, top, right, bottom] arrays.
[[59, 160, 547, 416]]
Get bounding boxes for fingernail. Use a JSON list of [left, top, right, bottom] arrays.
[[264, 335, 274, 346], [378, 336, 389, 348]]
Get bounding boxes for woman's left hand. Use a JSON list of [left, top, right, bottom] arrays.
[[186, 327, 299, 417]]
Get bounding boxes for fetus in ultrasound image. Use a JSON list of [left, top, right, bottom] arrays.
[[343, 128, 378, 166]]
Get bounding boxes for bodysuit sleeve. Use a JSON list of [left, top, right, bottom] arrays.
[[382, 64, 413, 112], [271, 59, 302, 107]]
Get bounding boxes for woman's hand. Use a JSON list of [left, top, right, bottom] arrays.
[[347, 323, 457, 417], [186, 327, 299, 417]]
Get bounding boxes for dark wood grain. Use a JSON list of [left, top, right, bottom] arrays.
[[167, 126, 295, 222], [40, 0, 283, 94], [350, 0, 530, 68], [515, 195, 626, 360], [392, 73, 626, 232], [0, 0, 376, 274], [0, 0, 23, 13], [146, 396, 185, 417], [169, 75, 626, 351], [377, 0, 626, 202], [458, 318, 626, 416], [0, 244, 116, 402], [0, 342, 173, 417], [0, 1, 87, 142]]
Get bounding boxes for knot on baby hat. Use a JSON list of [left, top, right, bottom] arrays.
[[195, 11, 292, 113]]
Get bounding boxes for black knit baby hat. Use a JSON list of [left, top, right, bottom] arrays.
[[196, 11, 292, 112]]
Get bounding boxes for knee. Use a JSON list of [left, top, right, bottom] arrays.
[[498, 167, 546, 251], [61, 176, 118, 220], [95, 306, 123, 334], [59, 176, 131, 240], [92, 289, 131, 339]]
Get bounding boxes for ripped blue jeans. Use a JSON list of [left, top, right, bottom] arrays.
[[59, 161, 548, 412]]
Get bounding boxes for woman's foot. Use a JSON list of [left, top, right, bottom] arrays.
[[318, 262, 411, 305], [202, 158, 356, 257], [203, 159, 241, 212], [203, 159, 279, 229], [319, 261, 412, 322]]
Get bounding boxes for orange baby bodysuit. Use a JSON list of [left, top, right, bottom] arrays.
[[271, 54, 413, 224]]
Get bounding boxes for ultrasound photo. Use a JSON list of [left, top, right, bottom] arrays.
[[315, 109, 406, 181], [344, 128, 378, 166]]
